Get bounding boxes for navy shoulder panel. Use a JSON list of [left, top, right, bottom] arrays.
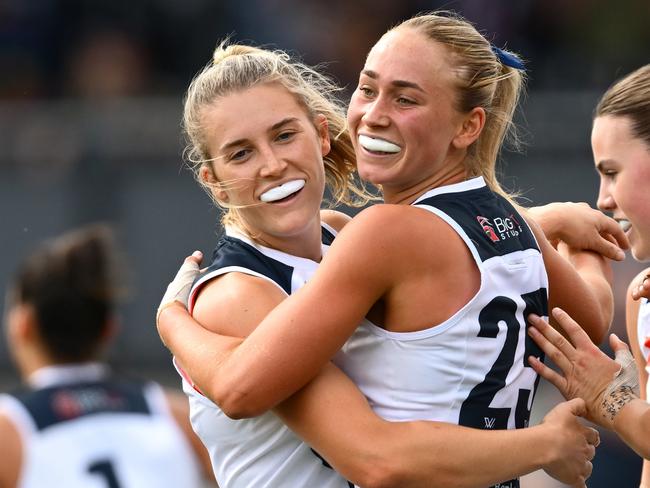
[[321, 226, 335, 246], [206, 236, 294, 294], [9, 379, 151, 431], [417, 186, 539, 262]]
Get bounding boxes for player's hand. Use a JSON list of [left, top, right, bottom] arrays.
[[527, 202, 628, 261], [157, 251, 203, 329], [540, 398, 598, 487], [631, 272, 650, 301], [528, 308, 638, 428]]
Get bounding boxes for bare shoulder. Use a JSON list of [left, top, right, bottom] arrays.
[[0, 412, 21, 487], [320, 209, 351, 232], [193, 272, 287, 337], [344, 203, 452, 242], [327, 203, 466, 268]]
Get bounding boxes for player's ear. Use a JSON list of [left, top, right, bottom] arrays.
[[200, 165, 228, 203]]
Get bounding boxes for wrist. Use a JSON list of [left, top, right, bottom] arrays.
[[156, 302, 188, 346], [601, 385, 638, 428], [530, 204, 563, 245], [528, 424, 556, 470]]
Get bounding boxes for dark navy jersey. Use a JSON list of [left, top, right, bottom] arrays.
[[190, 223, 336, 303], [415, 180, 540, 262]]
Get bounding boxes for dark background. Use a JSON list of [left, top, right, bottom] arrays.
[[1, 1, 648, 486]]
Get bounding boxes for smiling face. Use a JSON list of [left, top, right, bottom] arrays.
[[593, 115, 650, 261], [347, 28, 471, 201], [200, 82, 331, 250]]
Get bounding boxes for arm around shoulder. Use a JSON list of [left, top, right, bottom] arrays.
[[195, 205, 403, 416], [526, 216, 613, 344]]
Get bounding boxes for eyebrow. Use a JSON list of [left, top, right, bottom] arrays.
[[595, 159, 618, 174], [361, 69, 425, 92], [219, 117, 300, 152]]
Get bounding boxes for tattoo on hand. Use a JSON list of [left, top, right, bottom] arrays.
[[602, 385, 637, 422]]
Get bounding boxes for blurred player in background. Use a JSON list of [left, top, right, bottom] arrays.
[[0, 224, 215, 488]]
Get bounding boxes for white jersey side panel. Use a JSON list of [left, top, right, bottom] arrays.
[[183, 227, 351, 488]]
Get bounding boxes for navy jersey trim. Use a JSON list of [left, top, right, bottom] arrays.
[[416, 186, 539, 262], [8, 380, 151, 431], [202, 225, 335, 296], [206, 236, 295, 294]]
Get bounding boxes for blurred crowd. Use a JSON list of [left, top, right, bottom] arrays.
[[1, 0, 649, 102]]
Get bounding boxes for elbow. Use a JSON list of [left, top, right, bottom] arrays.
[[209, 382, 272, 419], [216, 390, 262, 420], [349, 459, 406, 488]]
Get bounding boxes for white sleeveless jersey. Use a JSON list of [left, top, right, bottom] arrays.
[[637, 298, 650, 395], [181, 225, 353, 488], [333, 177, 549, 488], [0, 363, 202, 488]]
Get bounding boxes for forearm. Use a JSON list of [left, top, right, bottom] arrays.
[[368, 421, 550, 488], [613, 399, 650, 459], [556, 246, 614, 343], [525, 203, 563, 246], [158, 304, 247, 412], [276, 364, 550, 488]]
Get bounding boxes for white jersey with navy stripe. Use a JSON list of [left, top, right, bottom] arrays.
[[181, 225, 352, 488], [333, 177, 549, 488], [637, 298, 650, 396], [0, 364, 202, 488]]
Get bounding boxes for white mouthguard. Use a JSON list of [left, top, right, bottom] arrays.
[[359, 135, 401, 153], [619, 219, 631, 232], [260, 179, 306, 203]]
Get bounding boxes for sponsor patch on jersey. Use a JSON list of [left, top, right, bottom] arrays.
[[477, 214, 523, 243], [52, 388, 127, 419]]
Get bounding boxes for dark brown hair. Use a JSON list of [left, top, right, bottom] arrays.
[[11, 224, 120, 362], [595, 64, 650, 148]]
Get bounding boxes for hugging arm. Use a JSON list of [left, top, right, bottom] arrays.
[[524, 216, 614, 344], [278, 360, 598, 488], [159, 206, 399, 417], [525, 202, 628, 261], [158, 256, 599, 488]]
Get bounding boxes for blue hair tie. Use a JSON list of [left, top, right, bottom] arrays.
[[491, 46, 525, 71]]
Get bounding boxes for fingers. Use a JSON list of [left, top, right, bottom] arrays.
[[609, 333, 631, 355], [551, 308, 594, 348], [584, 425, 600, 448], [584, 460, 593, 482], [592, 231, 627, 261], [565, 397, 587, 417], [528, 313, 576, 370], [598, 216, 630, 251], [631, 274, 650, 301], [184, 250, 204, 266], [528, 355, 568, 394]]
